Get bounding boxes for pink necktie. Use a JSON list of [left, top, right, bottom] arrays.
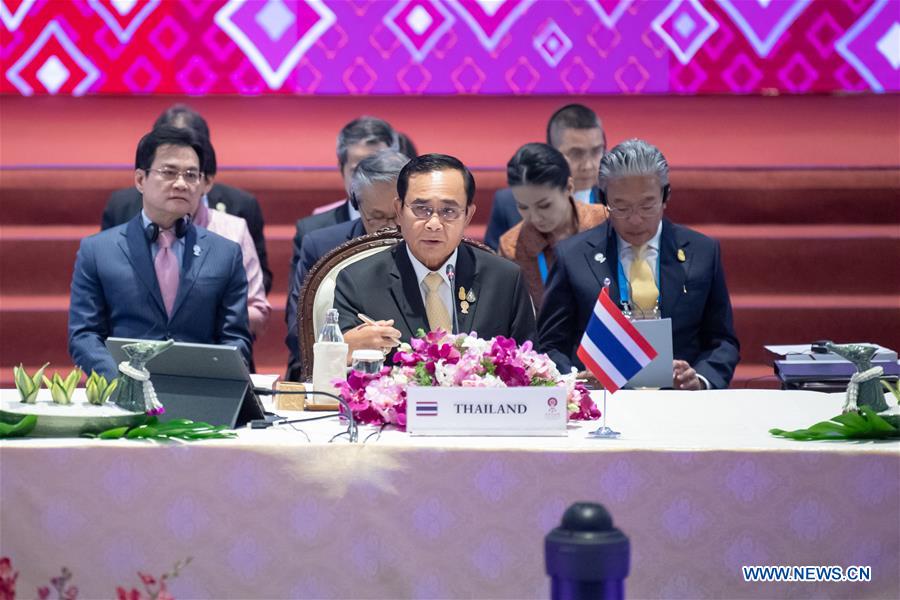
[[154, 229, 179, 316]]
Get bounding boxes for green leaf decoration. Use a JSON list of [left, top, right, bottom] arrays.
[[770, 406, 900, 441], [42, 368, 82, 405], [414, 362, 434, 386], [13, 362, 49, 403], [89, 416, 237, 442], [85, 371, 117, 405], [0, 414, 38, 438]]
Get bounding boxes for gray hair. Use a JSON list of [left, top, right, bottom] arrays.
[[349, 149, 410, 204], [336, 116, 397, 169], [598, 138, 669, 192]]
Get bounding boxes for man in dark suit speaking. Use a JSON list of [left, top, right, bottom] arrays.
[[538, 139, 739, 390], [333, 154, 535, 359], [69, 126, 252, 380]]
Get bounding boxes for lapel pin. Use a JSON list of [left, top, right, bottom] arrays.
[[460, 300, 470, 314], [677, 248, 686, 262], [215, 202, 226, 212], [594, 253, 606, 263], [466, 289, 476, 303], [193, 244, 202, 257], [458, 286, 467, 301]]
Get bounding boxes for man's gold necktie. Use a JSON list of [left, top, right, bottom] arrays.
[[629, 245, 658, 313], [424, 272, 452, 332]]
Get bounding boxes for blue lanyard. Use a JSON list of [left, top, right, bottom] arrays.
[[617, 254, 661, 305], [537, 251, 549, 284], [590, 188, 598, 204]]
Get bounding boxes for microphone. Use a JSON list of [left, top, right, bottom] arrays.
[[445, 263, 459, 335]]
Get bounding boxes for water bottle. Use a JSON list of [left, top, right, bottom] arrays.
[[311, 309, 348, 407]]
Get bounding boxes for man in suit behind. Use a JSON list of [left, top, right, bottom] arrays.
[[284, 149, 408, 379], [100, 105, 272, 293], [289, 116, 398, 274], [485, 104, 607, 249], [69, 125, 252, 380], [334, 154, 535, 360], [538, 139, 739, 390]]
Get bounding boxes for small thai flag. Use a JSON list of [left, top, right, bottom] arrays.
[[416, 401, 438, 417], [576, 287, 658, 393]]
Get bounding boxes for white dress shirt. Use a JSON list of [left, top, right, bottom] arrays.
[[617, 221, 663, 287], [405, 246, 458, 322]]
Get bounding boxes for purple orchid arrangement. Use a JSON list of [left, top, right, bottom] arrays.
[[335, 330, 600, 430]]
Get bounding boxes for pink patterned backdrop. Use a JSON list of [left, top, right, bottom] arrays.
[[1, 0, 898, 96]]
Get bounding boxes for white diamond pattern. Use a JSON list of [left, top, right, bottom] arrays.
[[876, 22, 900, 70], [111, 0, 138, 16], [675, 13, 696, 38], [407, 5, 433, 36], [5, 20, 100, 96], [214, 0, 337, 90], [36, 55, 70, 94], [475, 0, 504, 17], [255, 0, 295, 42], [533, 19, 572, 68], [652, 0, 719, 65]]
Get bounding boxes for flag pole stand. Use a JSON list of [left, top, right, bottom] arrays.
[[589, 388, 620, 439]]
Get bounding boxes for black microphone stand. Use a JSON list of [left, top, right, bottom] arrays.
[[446, 264, 459, 335]]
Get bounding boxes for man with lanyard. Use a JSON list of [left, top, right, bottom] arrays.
[[537, 139, 739, 390]]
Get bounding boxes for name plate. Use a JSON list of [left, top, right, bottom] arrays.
[[406, 386, 568, 436]]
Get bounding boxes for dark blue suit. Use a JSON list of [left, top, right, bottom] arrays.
[[484, 188, 521, 250], [537, 219, 739, 389], [102, 183, 271, 293], [68, 215, 252, 380], [285, 218, 366, 379], [485, 187, 599, 250], [289, 200, 352, 276]]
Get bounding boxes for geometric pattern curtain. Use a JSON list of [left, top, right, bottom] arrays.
[[2, 0, 898, 96]]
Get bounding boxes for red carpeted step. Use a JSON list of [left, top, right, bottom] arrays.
[[5, 224, 897, 297], [2, 167, 898, 227], [733, 295, 900, 364]]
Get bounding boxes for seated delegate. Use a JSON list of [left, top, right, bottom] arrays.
[[537, 139, 740, 390], [500, 142, 608, 309], [68, 125, 252, 379]]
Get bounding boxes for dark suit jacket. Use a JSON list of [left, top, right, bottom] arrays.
[[69, 216, 253, 380], [484, 188, 521, 251], [485, 187, 600, 250], [285, 218, 366, 379], [537, 219, 739, 389], [101, 183, 272, 293], [290, 200, 352, 276], [334, 242, 536, 358]]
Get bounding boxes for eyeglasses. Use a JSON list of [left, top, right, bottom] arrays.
[[148, 167, 202, 185], [607, 202, 662, 219], [407, 202, 465, 222]]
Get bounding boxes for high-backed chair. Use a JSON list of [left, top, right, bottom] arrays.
[[297, 229, 402, 381], [296, 229, 494, 381]]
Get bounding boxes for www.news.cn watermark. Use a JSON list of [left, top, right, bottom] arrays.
[[743, 565, 872, 583]]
